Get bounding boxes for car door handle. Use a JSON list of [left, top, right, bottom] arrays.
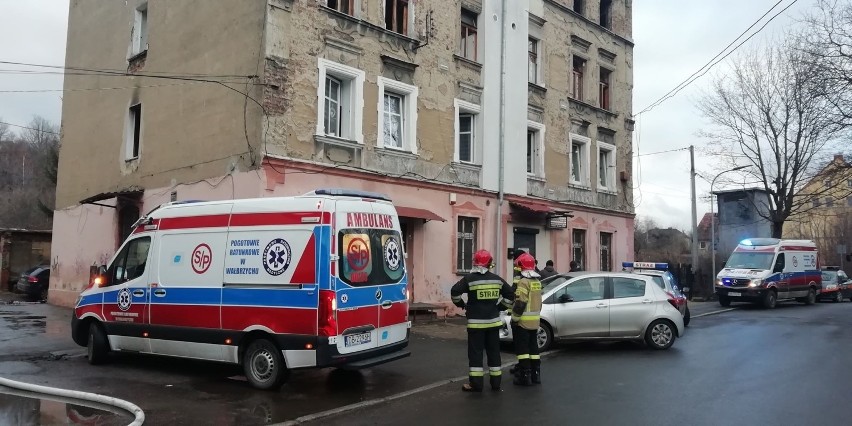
[[596, 303, 607, 308], [132, 289, 145, 297], [642, 299, 653, 304], [153, 289, 167, 297], [381, 300, 393, 309]]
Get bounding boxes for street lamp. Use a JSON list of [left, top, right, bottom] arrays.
[[710, 165, 749, 297]]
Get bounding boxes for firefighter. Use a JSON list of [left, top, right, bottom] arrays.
[[511, 252, 543, 386], [451, 249, 515, 392]]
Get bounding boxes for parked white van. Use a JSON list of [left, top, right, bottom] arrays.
[[71, 189, 411, 390], [714, 238, 821, 309]]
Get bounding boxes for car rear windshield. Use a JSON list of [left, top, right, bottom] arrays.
[[724, 252, 774, 270], [821, 271, 837, 282], [338, 229, 405, 287]]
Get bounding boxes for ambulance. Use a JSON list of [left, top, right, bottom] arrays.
[[714, 238, 821, 309], [71, 189, 411, 390]]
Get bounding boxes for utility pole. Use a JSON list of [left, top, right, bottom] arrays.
[[689, 146, 699, 294]]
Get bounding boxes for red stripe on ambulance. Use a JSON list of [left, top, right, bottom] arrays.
[[221, 306, 318, 335], [379, 302, 409, 328], [291, 233, 317, 284], [150, 305, 221, 329], [337, 307, 378, 331]]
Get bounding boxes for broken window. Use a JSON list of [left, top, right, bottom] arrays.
[[131, 2, 148, 56], [599, 67, 612, 110], [572, 56, 585, 100], [378, 77, 418, 152], [327, 0, 355, 15], [573, 0, 584, 15], [528, 38, 539, 84], [127, 104, 142, 160], [324, 76, 342, 136], [570, 136, 590, 186], [385, 0, 409, 35], [597, 141, 616, 190], [383, 93, 404, 149], [459, 8, 478, 61], [600, 0, 612, 29]]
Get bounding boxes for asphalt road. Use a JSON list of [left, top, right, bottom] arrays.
[[1, 294, 847, 425], [319, 301, 852, 426]]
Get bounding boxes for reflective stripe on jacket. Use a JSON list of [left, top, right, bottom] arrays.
[[511, 278, 542, 330], [450, 271, 515, 328]]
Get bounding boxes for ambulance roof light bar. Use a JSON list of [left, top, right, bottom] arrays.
[[622, 262, 669, 271], [739, 238, 780, 247], [308, 188, 392, 202]]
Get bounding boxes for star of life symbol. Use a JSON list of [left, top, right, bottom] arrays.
[[263, 238, 292, 276], [384, 237, 401, 271], [117, 288, 132, 312]]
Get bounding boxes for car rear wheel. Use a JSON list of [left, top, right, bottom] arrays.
[[683, 306, 691, 327], [805, 288, 816, 305], [39, 286, 48, 302], [537, 322, 553, 352], [645, 320, 676, 350], [762, 290, 777, 309], [718, 296, 731, 307], [243, 339, 289, 390], [86, 323, 109, 365]]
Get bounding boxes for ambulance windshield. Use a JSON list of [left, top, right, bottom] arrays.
[[724, 252, 774, 270], [339, 229, 405, 286]]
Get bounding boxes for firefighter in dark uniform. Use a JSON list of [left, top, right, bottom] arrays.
[[451, 249, 515, 392], [511, 252, 543, 386]]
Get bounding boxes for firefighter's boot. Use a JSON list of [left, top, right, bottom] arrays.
[[490, 374, 502, 391], [531, 367, 542, 385], [513, 368, 532, 386]]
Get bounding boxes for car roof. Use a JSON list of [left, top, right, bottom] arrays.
[[631, 269, 667, 277]]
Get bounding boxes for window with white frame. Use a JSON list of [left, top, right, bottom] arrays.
[[126, 103, 142, 160], [459, 8, 478, 61], [377, 77, 418, 153], [316, 58, 365, 143], [131, 2, 148, 56], [457, 216, 478, 273], [597, 141, 616, 191], [527, 121, 545, 177], [454, 99, 481, 164], [570, 134, 590, 187], [528, 38, 539, 84]]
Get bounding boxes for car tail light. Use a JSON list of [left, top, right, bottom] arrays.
[[665, 292, 680, 309], [27, 276, 39, 283], [318, 290, 338, 337]]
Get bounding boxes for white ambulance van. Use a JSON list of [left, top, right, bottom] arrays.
[[714, 238, 821, 309], [71, 189, 411, 390]]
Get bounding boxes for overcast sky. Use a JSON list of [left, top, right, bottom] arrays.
[[0, 0, 816, 230]]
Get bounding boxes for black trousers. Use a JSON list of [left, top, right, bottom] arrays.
[[512, 323, 541, 370], [467, 327, 502, 388]]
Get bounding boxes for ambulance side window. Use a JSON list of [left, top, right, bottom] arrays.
[[109, 237, 151, 286], [772, 253, 785, 273]]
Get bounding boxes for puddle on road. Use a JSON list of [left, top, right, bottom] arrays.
[[0, 386, 132, 426], [0, 311, 47, 332]]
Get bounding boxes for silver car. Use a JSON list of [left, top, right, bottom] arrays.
[[499, 272, 685, 351]]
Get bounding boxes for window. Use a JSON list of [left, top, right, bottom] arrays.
[[570, 134, 590, 186], [847, 179, 852, 188], [316, 59, 365, 143], [612, 278, 646, 299], [127, 104, 142, 160], [528, 38, 539, 84], [454, 99, 481, 164], [457, 217, 478, 273], [327, 0, 355, 15], [825, 179, 832, 188], [458, 114, 474, 163], [813, 198, 821, 208], [572, 229, 586, 270], [338, 229, 405, 286], [459, 9, 478, 61], [699, 241, 708, 250], [558, 277, 605, 302], [385, 0, 409, 35], [109, 237, 151, 286], [527, 121, 545, 177], [572, 56, 585, 100], [377, 77, 418, 153], [573, 0, 584, 15], [600, 232, 612, 271], [131, 3, 148, 56], [826, 196, 835, 207], [597, 141, 616, 191], [600, 0, 612, 29], [599, 68, 612, 110], [772, 253, 785, 273]]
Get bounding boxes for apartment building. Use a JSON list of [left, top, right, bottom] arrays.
[[51, 0, 636, 310]]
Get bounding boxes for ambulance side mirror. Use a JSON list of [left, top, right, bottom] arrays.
[[98, 265, 107, 275]]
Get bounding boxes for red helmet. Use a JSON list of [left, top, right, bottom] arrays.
[[516, 253, 536, 271], [473, 250, 493, 268]]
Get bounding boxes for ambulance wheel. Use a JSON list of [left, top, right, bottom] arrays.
[[804, 287, 817, 305], [86, 323, 109, 365], [762, 290, 777, 309], [243, 339, 289, 390]]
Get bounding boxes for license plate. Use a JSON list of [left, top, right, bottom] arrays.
[[728, 292, 741, 297], [344, 332, 372, 347]]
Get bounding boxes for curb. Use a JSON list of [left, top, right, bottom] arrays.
[[692, 308, 736, 318], [275, 348, 562, 425]]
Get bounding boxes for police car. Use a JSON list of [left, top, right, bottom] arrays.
[[622, 262, 690, 326]]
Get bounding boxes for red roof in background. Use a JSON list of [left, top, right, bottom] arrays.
[[697, 212, 717, 240]]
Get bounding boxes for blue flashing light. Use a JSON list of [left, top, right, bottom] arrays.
[[741, 239, 753, 246], [309, 188, 392, 202], [622, 261, 669, 271]]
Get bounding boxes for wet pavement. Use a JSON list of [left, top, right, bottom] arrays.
[[0, 289, 739, 425], [0, 385, 133, 426]]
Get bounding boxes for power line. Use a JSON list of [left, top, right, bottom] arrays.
[[0, 120, 59, 135], [633, 147, 690, 157], [635, 0, 798, 116]]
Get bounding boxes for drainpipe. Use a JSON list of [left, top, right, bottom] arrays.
[[494, 0, 508, 276]]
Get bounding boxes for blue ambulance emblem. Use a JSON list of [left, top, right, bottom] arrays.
[[263, 238, 292, 276]]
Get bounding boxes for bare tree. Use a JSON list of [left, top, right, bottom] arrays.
[[698, 40, 848, 238], [0, 120, 10, 143], [801, 0, 852, 129], [0, 116, 59, 229]]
